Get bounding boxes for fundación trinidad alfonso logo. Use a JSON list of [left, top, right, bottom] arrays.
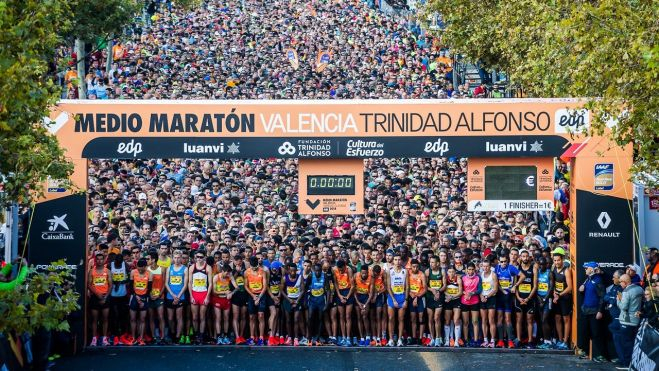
[[42, 214, 74, 240]]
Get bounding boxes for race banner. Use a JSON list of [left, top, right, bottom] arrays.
[[286, 49, 299, 70], [630, 320, 659, 371], [316, 51, 331, 72]]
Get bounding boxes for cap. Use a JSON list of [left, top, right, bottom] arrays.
[[454, 230, 464, 238], [271, 261, 282, 270], [138, 193, 147, 200], [551, 247, 566, 256], [184, 209, 195, 217], [627, 263, 640, 273], [582, 261, 599, 269]]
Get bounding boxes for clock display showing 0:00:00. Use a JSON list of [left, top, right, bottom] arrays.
[[307, 175, 355, 195]]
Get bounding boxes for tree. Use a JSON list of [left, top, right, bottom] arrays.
[[426, 0, 659, 183], [0, 0, 77, 208]]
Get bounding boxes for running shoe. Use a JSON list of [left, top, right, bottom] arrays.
[[370, 339, 377, 347], [268, 336, 277, 346], [556, 341, 569, 350], [488, 340, 495, 348], [358, 339, 365, 347], [481, 340, 489, 348], [137, 337, 146, 346], [216, 336, 223, 345], [293, 338, 299, 347], [457, 338, 464, 347], [387, 339, 395, 347], [536, 342, 551, 350], [381, 338, 387, 347], [405, 337, 412, 346], [246, 337, 255, 346], [279, 336, 285, 345], [342, 338, 351, 347], [512, 338, 521, 348], [89, 337, 98, 347], [352, 337, 358, 346], [235, 336, 246, 345], [496, 340, 505, 348], [507, 340, 515, 349], [257, 337, 265, 346], [449, 338, 455, 347], [184, 336, 191, 345], [285, 337, 293, 346], [444, 338, 450, 347], [434, 338, 442, 347], [101, 336, 110, 346], [143, 334, 153, 343], [397, 338, 404, 347], [299, 337, 308, 346]]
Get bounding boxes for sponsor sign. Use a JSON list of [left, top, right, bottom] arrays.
[[554, 108, 590, 134], [631, 320, 659, 371], [47, 177, 67, 193], [594, 163, 614, 191]]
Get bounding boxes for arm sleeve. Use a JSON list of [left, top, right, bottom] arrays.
[[0, 263, 13, 277]]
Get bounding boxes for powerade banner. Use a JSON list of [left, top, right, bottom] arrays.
[[28, 194, 86, 351], [631, 320, 659, 371]]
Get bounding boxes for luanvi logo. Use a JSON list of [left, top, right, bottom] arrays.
[[42, 214, 74, 240], [117, 139, 143, 157], [554, 108, 590, 133], [589, 211, 620, 238]]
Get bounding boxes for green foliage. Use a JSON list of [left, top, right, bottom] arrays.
[[0, 260, 80, 335], [0, 0, 76, 207], [426, 0, 659, 183], [67, 0, 140, 43]]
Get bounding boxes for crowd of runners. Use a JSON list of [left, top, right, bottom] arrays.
[[86, 157, 579, 349]]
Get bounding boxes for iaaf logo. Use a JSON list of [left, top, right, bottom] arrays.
[[554, 108, 590, 133], [117, 139, 143, 157], [41, 214, 74, 240], [423, 138, 450, 156]]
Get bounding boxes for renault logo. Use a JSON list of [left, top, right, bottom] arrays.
[[597, 212, 611, 229]]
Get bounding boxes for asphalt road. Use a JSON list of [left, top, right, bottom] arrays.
[[52, 347, 619, 371]]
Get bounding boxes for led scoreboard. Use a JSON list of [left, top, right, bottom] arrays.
[[467, 158, 555, 211], [299, 160, 364, 214]]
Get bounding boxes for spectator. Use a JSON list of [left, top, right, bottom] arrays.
[[577, 262, 606, 362], [613, 274, 644, 368], [626, 264, 642, 285]]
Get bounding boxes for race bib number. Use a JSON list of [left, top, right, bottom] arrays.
[[446, 287, 459, 296], [538, 282, 549, 292], [94, 277, 107, 286], [287, 287, 299, 296], [519, 284, 532, 294], [500, 279, 510, 289], [216, 283, 229, 293], [375, 282, 384, 292], [429, 279, 442, 289], [555, 282, 565, 292], [170, 275, 182, 285], [235, 277, 244, 286], [193, 278, 206, 288], [151, 288, 161, 297], [392, 285, 404, 294], [311, 288, 324, 297], [270, 285, 280, 295], [357, 286, 368, 294], [249, 282, 263, 291], [338, 279, 349, 290], [112, 273, 125, 282], [135, 280, 147, 290], [410, 284, 420, 293], [482, 282, 492, 291]]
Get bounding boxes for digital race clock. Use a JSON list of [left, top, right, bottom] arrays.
[[306, 175, 355, 195]]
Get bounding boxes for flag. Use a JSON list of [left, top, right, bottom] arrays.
[[316, 51, 331, 73], [160, 227, 169, 243], [286, 49, 299, 70]]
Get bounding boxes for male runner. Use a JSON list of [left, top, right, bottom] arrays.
[[495, 254, 519, 348], [479, 257, 498, 348], [535, 257, 554, 349], [129, 258, 151, 345], [89, 251, 113, 346], [245, 256, 268, 345], [307, 264, 330, 346], [370, 264, 387, 346], [230, 254, 248, 344], [354, 265, 373, 346], [551, 251, 573, 350], [165, 249, 189, 344], [266, 261, 283, 346], [407, 259, 427, 345], [212, 264, 233, 344], [333, 260, 355, 346], [189, 250, 212, 344], [282, 263, 304, 345], [515, 249, 538, 347], [425, 256, 446, 347], [147, 251, 166, 344], [385, 254, 408, 347], [443, 266, 463, 347]]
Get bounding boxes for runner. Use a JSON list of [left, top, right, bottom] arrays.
[[515, 249, 538, 348], [443, 266, 463, 347], [460, 262, 482, 347], [147, 251, 166, 344], [495, 254, 519, 348], [88, 251, 112, 346], [479, 257, 498, 348], [535, 257, 554, 349], [322, 261, 337, 345], [333, 260, 355, 346], [266, 261, 283, 346], [109, 252, 130, 346], [551, 250, 573, 350], [165, 249, 189, 344], [189, 250, 212, 345], [353, 265, 373, 346], [386, 254, 408, 347], [407, 259, 427, 345], [307, 264, 330, 346], [245, 256, 268, 345], [230, 254, 248, 344], [129, 258, 151, 346], [211, 264, 233, 345], [370, 264, 387, 346], [282, 262, 304, 346], [425, 255, 446, 347]]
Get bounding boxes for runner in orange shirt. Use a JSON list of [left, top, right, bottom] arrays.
[[407, 259, 427, 345], [244, 256, 268, 345], [88, 251, 113, 346], [353, 265, 374, 346]]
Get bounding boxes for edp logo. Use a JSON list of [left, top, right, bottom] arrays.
[[554, 109, 590, 133], [424, 138, 450, 156], [117, 139, 143, 157]]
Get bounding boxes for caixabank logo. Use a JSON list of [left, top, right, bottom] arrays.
[[41, 214, 74, 240]]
